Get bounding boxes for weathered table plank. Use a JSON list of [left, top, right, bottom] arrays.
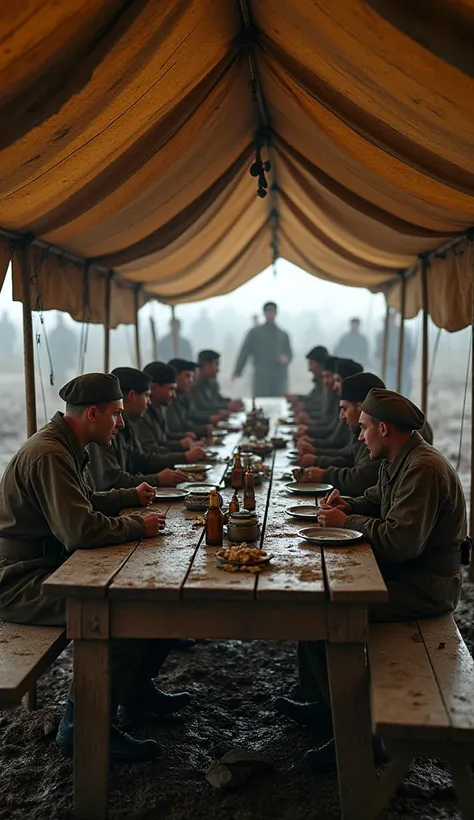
[[42, 540, 141, 599], [323, 545, 387, 603]]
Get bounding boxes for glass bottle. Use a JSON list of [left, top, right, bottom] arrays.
[[205, 488, 224, 546], [231, 452, 245, 490], [229, 492, 240, 514], [243, 467, 256, 511]]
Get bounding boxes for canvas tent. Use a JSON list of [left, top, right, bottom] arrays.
[[0, 0, 473, 332]]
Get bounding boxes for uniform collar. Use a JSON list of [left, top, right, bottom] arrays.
[[386, 431, 424, 481], [51, 411, 89, 471]]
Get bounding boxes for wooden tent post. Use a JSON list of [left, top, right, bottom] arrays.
[[150, 314, 158, 361], [396, 275, 407, 393], [103, 272, 112, 372], [171, 305, 178, 358], [381, 303, 390, 383], [421, 258, 429, 414], [134, 287, 142, 370], [19, 243, 37, 437], [470, 247, 474, 574]]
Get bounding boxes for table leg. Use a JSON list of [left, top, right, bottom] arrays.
[[326, 641, 376, 820], [73, 639, 110, 820]]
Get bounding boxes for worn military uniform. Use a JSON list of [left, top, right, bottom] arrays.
[[233, 323, 293, 397], [189, 376, 229, 413], [87, 418, 168, 491], [318, 431, 382, 497], [167, 389, 209, 438], [130, 405, 184, 465]]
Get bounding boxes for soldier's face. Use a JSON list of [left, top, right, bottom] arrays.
[[152, 382, 176, 406], [264, 308, 277, 324], [333, 374, 343, 393], [340, 400, 361, 430], [177, 370, 194, 391], [126, 389, 151, 419], [90, 400, 124, 447], [309, 361, 323, 376], [322, 371, 334, 390], [359, 411, 387, 459], [202, 360, 219, 378]]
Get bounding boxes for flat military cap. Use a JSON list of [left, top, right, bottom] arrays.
[[263, 301, 277, 311], [361, 388, 425, 430], [334, 358, 363, 380], [168, 358, 197, 373], [340, 373, 386, 403], [111, 367, 151, 394], [306, 345, 328, 366], [198, 349, 220, 365], [143, 361, 177, 385], [59, 373, 122, 405]]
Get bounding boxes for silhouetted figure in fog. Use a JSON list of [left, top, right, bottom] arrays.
[[50, 314, 78, 385], [233, 302, 292, 397], [159, 318, 193, 362], [374, 312, 414, 397], [335, 318, 369, 368], [191, 310, 215, 351], [0, 311, 17, 357]]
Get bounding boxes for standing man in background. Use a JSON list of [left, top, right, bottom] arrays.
[[335, 318, 369, 368], [159, 317, 193, 362], [233, 302, 293, 397]]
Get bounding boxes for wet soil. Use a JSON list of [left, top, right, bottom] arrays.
[[0, 573, 472, 820]]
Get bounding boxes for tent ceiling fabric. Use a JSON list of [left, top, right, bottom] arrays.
[[1, 0, 473, 328]]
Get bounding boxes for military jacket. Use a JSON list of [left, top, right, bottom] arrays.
[[318, 431, 382, 497], [87, 420, 167, 490]]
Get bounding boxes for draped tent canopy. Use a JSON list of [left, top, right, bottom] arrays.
[[0, 0, 473, 329]]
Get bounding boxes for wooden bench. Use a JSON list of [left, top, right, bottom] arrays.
[[0, 620, 68, 711], [368, 615, 474, 820]]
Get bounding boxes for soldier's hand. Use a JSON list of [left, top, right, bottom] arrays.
[[317, 507, 348, 528], [299, 454, 317, 468], [302, 466, 324, 483], [298, 442, 315, 455], [180, 436, 194, 450], [142, 512, 166, 537], [296, 425, 308, 437], [136, 482, 156, 507], [185, 446, 206, 463], [321, 490, 351, 513], [228, 400, 243, 412], [210, 415, 220, 425], [219, 410, 231, 420], [157, 469, 188, 487]]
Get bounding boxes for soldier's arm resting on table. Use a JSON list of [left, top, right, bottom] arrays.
[[91, 487, 139, 516]]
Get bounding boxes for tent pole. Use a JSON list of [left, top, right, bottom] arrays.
[[470, 248, 474, 577], [19, 244, 37, 437], [150, 314, 158, 361], [171, 305, 178, 358], [396, 275, 406, 393], [103, 272, 112, 372], [421, 258, 429, 414], [134, 287, 142, 370], [381, 303, 390, 383]]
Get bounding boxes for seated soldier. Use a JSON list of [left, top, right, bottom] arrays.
[[285, 346, 329, 415], [190, 350, 243, 415], [296, 372, 385, 496], [275, 389, 467, 772], [87, 367, 188, 491], [0, 373, 190, 762], [131, 361, 207, 464], [166, 358, 219, 438], [294, 355, 338, 427]]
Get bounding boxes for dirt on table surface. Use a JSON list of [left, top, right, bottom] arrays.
[[0, 574, 472, 820]]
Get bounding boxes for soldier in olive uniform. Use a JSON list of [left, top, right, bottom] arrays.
[[233, 302, 293, 397], [0, 373, 191, 762], [294, 356, 341, 429], [191, 350, 243, 414], [286, 346, 329, 416], [167, 358, 226, 438], [276, 389, 467, 772], [87, 368, 188, 491]]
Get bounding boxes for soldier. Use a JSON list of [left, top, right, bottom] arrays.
[[131, 361, 207, 464], [297, 372, 385, 496], [166, 358, 222, 439], [191, 350, 243, 414], [285, 346, 328, 415], [294, 355, 340, 427], [87, 367, 188, 491], [335, 317, 369, 368], [276, 389, 467, 772], [233, 302, 293, 397], [0, 373, 190, 762]]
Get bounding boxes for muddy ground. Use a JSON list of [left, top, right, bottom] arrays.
[[0, 376, 473, 819]]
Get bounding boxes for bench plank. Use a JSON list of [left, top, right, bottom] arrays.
[[0, 621, 68, 707], [419, 615, 474, 743], [369, 620, 451, 741]]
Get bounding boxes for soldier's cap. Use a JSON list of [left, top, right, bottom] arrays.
[[323, 356, 338, 373], [361, 388, 425, 430], [334, 358, 363, 380], [59, 373, 122, 405], [340, 373, 386, 403], [168, 358, 197, 373], [143, 361, 177, 385], [306, 345, 328, 366], [263, 301, 277, 311], [111, 367, 151, 394], [198, 349, 220, 365]]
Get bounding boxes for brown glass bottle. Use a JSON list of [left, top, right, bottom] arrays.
[[243, 468, 256, 511], [205, 489, 224, 546], [231, 452, 245, 490], [229, 492, 240, 514]]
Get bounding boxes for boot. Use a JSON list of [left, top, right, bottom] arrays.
[[273, 697, 332, 727], [118, 681, 192, 725], [304, 736, 389, 773], [56, 701, 159, 762]]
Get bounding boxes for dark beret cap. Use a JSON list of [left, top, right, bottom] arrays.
[[143, 361, 177, 385], [306, 346, 329, 366], [59, 373, 122, 405], [111, 367, 151, 394], [168, 358, 197, 373], [333, 358, 363, 380], [323, 356, 337, 373], [340, 373, 386, 403], [361, 388, 425, 430], [198, 349, 220, 365], [263, 301, 277, 310]]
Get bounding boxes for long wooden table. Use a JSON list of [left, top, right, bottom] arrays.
[[43, 399, 388, 820]]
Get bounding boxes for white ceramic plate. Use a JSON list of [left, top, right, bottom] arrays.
[[286, 505, 321, 520], [177, 482, 224, 492], [175, 463, 212, 473], [285, 482, 333, 496], [154, 488, 187, 501], [298, 527, 364, 546]]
